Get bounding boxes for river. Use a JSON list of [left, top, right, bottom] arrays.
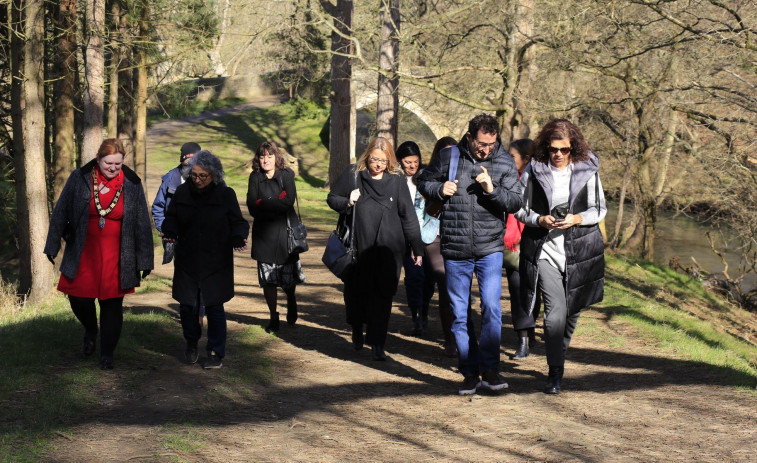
[[605, 202, 756, 292]]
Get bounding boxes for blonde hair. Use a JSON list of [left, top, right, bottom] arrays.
[[356, 137, 399, 174]]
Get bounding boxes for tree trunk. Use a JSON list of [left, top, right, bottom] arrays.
[[323, 0, 354, 187], [117, 3, 135, 169], [134, 0, 148, 195], [13, 0, 55, 301], [82, 0, 105, 162], [53, 0, 77, 202], [376, 0, 399, 148], [208, 0, 230, 77], [640, 197, 656, 260], [106, 0, 120, 138]]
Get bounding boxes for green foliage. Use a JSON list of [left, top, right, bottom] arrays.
[[177, 0, 219, 44]]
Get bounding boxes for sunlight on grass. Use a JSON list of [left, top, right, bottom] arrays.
[[159, 424, 207, 454], [601, 255, 757, 388]]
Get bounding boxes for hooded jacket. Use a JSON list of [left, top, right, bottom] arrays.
[[516, 152, 606, 315], [417, 137, 522, 260]]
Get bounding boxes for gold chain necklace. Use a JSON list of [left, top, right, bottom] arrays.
[[92, 170, 122, 229]]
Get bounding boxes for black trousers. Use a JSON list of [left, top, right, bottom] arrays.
[[344, 286, 393, 347], [69, 296, 124, 357]]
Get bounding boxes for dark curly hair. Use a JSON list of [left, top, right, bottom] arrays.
[[532, 119, 590, 164], [468, 113, 499, 138], [253, 141, 289, 173]]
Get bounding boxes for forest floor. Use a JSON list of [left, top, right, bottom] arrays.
[[43, 101, 757, 462]]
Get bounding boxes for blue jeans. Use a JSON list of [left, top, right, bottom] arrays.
[[445, 252, 503, 378], [180, 301, 227, 358]]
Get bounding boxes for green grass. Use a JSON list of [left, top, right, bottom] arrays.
[[594, 254, 757, 389]]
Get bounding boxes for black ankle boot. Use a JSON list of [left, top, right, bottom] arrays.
[[286, 297, 298, 326], [410, 307, 423, 336], [352, 326, 364, 350], [544, 365, 564, 394], [372, 344, 387, 361], [265, 312, 280, 333], [513, 336, 529, 359]]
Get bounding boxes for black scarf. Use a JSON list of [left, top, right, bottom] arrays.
[[359, 169, 394, 209]]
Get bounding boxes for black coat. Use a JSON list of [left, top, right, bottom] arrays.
[[417, 138, 522, 260], [44, 160, 154, 290], [327, 166, 424, 297], [162, 182, 250, 306], [246, 168, 298, 265], [519, 155, 605, 315]]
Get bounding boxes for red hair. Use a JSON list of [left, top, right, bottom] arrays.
[[97, 138, 126, 160]]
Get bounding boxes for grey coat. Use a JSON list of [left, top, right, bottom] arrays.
[[44, 160, 154, 290]]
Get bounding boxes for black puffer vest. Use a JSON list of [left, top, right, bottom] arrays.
[[519, 155, 605, 315]]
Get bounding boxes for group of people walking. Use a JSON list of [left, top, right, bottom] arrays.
[[44, 112, 606, 396]]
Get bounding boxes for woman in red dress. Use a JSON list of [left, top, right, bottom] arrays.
[[45, 139, 154, 370]]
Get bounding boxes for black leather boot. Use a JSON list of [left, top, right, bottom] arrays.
[[544, 365, 564, 394], [410, 307, 423, 336], [286, 294, 298, 326], [265, 312, 280, 333], [372, 344, 387, 361], [513, 336, 529, 359]]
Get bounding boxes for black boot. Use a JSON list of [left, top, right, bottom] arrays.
[[286, 294, 298, 326], [544, 365, 564, 394], [513, 335, 529, 359], [410, 307, 423, 336], [528, 328, 536, 348], [352, 325, 364, 351], [372, 344, 387, 361], [421, 304, 429, 329], [265, 312, 280, 333]]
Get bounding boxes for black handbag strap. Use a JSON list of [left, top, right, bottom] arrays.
[[349, 170, 358, 249], [277, 173, 301, 227]]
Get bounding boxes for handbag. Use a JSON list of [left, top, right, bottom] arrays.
[[286, 196, 309, 255], [321, 171, 359, 281], [322, 208, 357, 281]]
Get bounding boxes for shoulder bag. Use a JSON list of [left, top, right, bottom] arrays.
[[321, 172, 358, 281]]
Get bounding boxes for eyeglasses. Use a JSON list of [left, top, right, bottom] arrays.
[[548, 146, 572, 155], [189, 172, 210, 180], [473, 140, 497, 149], [369, 157, 388, 165]]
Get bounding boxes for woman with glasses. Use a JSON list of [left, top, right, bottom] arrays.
[[45, 138, 154, 370], [246, 141, 306, 333], [515, 119, 607, 394], [162, 150, 250, 369], [327, 137, 424, 361]]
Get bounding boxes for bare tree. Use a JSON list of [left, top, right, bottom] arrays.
[[376, 0, 399, 148], [11, 0, 54, 301], [52, 0, 77, 201], [319, 0, 355, 185], [134, 0, 149, 195], [82, 0, 105, 162]]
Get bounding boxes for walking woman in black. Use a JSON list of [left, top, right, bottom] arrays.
[[327, 137, 425, 361], [247, 141, 306, 333]]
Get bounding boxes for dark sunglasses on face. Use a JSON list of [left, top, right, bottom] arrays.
[[548, 146, 572, 155]]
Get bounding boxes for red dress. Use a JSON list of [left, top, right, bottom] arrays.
[[57, 169, 135, 299]]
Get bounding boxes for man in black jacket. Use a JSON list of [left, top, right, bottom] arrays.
[[418, 114, 522, 395]]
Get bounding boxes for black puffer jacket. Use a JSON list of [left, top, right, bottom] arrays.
[[417, 138, 522, 260], [518, 154, 605, 315]]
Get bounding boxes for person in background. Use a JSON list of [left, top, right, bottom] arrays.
[[515, 119, 607, 394], [152, 142, 201, 240], [162, 151, 250, 369], [421, 136, 459, 357], [396, 140, 435, 336], [45, 138, 154, 370], [418, 114, 522, 395], [504, 138, 541, 359], [246, 141, 306, 333], [327, 137, 425, 361]]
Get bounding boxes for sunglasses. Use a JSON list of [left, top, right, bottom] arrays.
[[548, 146, 572, 155]]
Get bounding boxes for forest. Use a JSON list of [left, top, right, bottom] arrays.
[[1, 0, 756, 308]]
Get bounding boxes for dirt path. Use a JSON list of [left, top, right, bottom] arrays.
[[44, 104, 757, 462]]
